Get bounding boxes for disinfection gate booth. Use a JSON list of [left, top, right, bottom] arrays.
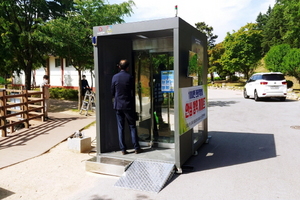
[[87, 17, 208, 188]]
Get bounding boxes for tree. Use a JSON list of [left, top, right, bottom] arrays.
[[195, 22, 218, 49], [195, 22, 218, 81], [259, 3, 286, 54], [265, 44, 300, 83], [0, 0, 74, 89], [259, 0, 300, 53], [280, 0, 300, 48], [221, 23, 263, 80], [256, 6, 272, 31], [37, 0, 134, 109], [208, 43, 228, 80], [264, 44, 291, 72], [0, 36, 17, 86], [282, 48, 300, 83]]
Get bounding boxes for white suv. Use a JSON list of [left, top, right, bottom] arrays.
[[244, 72, 287, 101]]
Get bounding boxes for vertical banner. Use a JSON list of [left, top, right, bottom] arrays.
[[179, 85, 207, 135]]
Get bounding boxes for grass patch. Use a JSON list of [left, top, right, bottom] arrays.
[[81, 121, 96, 131], [224, 82, 246, 87], [209, 80, 246, 89]]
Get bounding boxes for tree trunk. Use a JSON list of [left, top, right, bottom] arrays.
[[210, 72, 214, 82], [24, 65, 32, 90], [4, 74, 8, 89], [78, 69, 82, 110]]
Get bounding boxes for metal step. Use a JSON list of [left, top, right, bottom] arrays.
[[114, 159, 175, 193], [86, 156, 133, 176]]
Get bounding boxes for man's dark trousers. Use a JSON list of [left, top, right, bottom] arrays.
[[116, 110, 140, 151]]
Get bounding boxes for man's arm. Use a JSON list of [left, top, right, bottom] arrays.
[[111, 76, 116, 97]]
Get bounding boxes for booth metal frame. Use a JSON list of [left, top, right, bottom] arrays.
[[89, 17, 208, 174]]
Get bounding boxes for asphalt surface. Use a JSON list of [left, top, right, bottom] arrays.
[[69, 89, 300, 200]]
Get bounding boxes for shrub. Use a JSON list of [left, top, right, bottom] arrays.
[[229, 75, 240, 82], [0, 77, 6, 84], [213, 77, 223, 81], [49, 88, 78, 101], [286, 80, 294, 88]]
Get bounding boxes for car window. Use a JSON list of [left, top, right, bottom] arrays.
[[257, 75, 263, 80], [262, 74, 285, 81]]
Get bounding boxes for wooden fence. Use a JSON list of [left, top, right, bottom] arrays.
[[0, 88, 45, 137]]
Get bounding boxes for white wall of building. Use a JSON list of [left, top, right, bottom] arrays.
[[35, 65, 47, 86], [13, 56, 95, 89]]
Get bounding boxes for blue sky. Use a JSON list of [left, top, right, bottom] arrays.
[[107, 0, 275, 43]]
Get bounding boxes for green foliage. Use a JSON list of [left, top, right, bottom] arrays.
[[229, 75, 240, 82], [256, 7, 272, 31], [280, 0, 300, 48], [195, 21, 219, 82], [35, 0, 134, 109], [0, 77, 5, 84], [282, 48, 300, 82], [259, 4, 286, 53], [264, 44, 291, 72], [265, 44, 300, 83], [0, 0, 74, 89], [195, 22, 218, 49], [209, 76, 224, 81], [36, 0, 134, 72], [221, 23, 263, 80], [75, 0, 134, 27], [258, 0, 300, 53], [208, 43, 229, 79], [188, 53, 199, 75], [49, 88, 78, 101], [151, 54, 174, 72]]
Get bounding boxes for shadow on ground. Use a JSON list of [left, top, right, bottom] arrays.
[[0, 117, 76, 150], [0, 187, 15, 199], [208, 100, 239, 107], [253, 98, 298, 103], [184, 131, 276, 172], [49, 99, 78, 112]]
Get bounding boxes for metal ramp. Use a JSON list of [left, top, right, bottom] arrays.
[[114, 159, 175, 193]]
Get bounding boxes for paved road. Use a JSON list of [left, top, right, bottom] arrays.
[[70, 89, 300, 200]]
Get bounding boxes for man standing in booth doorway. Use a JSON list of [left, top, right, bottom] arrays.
[[111, 59, 143, 155]]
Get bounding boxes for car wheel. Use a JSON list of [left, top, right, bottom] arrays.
[[254, 90, 260, 101], [243, 89, 249, 99], [280, 97, 286, 101]]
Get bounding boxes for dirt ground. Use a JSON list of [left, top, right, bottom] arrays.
[[0, 99, 98, 200], [49, 99, 79, 113]]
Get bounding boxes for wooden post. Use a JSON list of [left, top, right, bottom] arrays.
[[22, 89, 29, 129], [0, 89, 7, 137], [9, 120, 13, 134], [41, 86, 45, 122]]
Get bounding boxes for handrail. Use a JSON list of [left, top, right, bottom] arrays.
[[0, 88, 45, 137]]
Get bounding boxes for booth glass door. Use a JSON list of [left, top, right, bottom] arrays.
[[134, 51, 174, 145]]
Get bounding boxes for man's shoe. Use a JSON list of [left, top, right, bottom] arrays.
[[135, 148, 143, 154], [122, 151, 129, 155]]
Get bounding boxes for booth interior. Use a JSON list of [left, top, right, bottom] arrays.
[[87, 17, 208, 175]]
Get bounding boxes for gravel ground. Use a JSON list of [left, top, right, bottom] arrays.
[[0, 123, 98, 200]]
